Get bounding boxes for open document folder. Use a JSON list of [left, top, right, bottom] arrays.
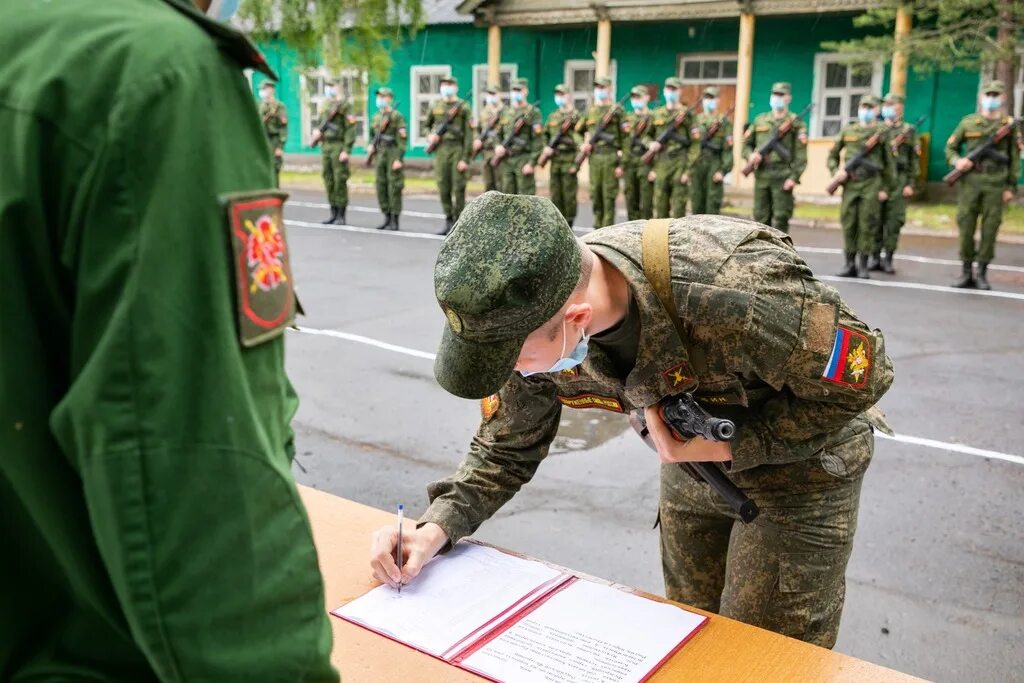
[[333, 543, 708, 683]]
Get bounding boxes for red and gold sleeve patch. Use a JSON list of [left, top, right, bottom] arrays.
[[821, 326, 871, 388], [662, 362, 696, 392], [223, 190, 295, 347], [557, 393, 624, 412], [481, 394, 501, 422]]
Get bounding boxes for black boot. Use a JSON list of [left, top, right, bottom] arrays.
[[868, 252, 882, 271], [438, 216, 454, 235], [322, 206, 338, 224], [881, 251, 896, 274], [376, 213, 392, 230], [855, 253, 870, 279], [951, 261, 975, 288], [836, 252, 856, 277], [332, 207, 346, 225], [389, 213, 400, 231], [975, 262, 991, 290]]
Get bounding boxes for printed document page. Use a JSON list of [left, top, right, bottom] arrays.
[[334, 543, 565, 658], [460, 579, 707, 683]]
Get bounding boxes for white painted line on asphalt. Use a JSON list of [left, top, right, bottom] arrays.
[[291, 325, 1024, 467], [817, 275, 1024, 301], [285, 219, 445, 241]]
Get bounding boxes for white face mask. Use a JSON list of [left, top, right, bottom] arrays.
[[259, 90, 272, 102], [205, 0, 241, 22]]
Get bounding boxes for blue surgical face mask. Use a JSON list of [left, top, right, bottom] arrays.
[[663, 89, 679, 104], [485, 94, 499, 106], [440, 84, 456, 98], [703, 98, 717, 113], [324, 86, 337, 98], [554, 94, 567, 108], [519, 322, 589, 377], [594, 88, 609, 102], [880, 105, 896, 120], [510, 90, 525, 104], [858, 108, 875, 125], [630, 98, 645, 111], [375, 96, 387, 109], [982, 96, 1002, 112], [770, 94, 786, 111], [205, 0, 241, 21]]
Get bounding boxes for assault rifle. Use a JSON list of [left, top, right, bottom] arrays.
[[889, 115, 927, 155], [943, 116, 1022, 186], [640, 104, 693, 166], [310, 102, 344, 148], [630, 393, 759, 524], [365, 106, 397, 167], [697, 107, 736, 152], [425, 89, 473, 154], [740, 102, 813, 176], [471, 108, 503, 160], [825, 127, 886, 195], [489, 102, 541, 168], [572, 94, 630, 169], [537, 110, 580, 168]]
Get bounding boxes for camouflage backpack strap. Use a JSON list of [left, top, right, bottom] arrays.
[[641, 219, 708, 376]]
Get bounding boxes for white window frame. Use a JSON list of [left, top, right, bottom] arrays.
[[299, 67, 369, 148], [810, 53, 884, 138], [563, 59, 618, 112], [471, 63, 518, 121], [980, 48, 1024, 117], [678, 52, 738, 85], [410, 64, 453, 147]]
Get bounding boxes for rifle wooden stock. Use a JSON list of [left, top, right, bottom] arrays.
[[471, 111, 502, 161], [425, 98, 468, 154], [944, 116, 1021, 186], [826, 130, 884, 195], [740, 103, 812, 176], [640, 107, 689, 166], [537, 114, 577, 168], [364, 113, 391, 167], [573, 96, 628, 168]]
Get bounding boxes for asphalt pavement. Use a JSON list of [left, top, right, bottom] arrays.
[[281, 189, 1024, 682]]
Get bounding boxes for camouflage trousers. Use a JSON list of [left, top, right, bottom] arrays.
[[589, 151, 620, 228], [623, 159, 654, 221], [840, 176, 884, 254], [434, 142, 468, 220], [689, 159, 725, 215], [501, 154, 536, 196], [653, 154, 687, 219], [659, 418, 874, 648], [272, 153, 283, 189], [875, 190, 906, 254], [957, 173, 1006, 264], [482, 150, 503, 193], [374, 145, 404, 214], [752, 173, 794, 232], [321, 142, 350, 209], [549, 156, 578, 223]]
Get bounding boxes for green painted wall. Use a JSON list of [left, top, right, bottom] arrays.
[[253, 14, 1005, 181]]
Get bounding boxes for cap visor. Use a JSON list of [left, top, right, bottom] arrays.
[[433, 324, 525, 400]]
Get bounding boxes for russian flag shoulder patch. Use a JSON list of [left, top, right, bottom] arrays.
[[822, 326, 871, 388]]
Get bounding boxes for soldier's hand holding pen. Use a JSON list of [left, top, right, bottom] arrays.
[[370, 521, 448, 589]]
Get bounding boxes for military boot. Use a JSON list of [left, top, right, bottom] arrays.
[[332, 207, 346, 225], [836, 252, 856, 277], [376, 213, 392, 230], [868, 252, 882, 271], [390, 213, 400, 231], [975, 263, 992, 291], [881, 251, 896, 274], [322, 206, 338, 224], [951, 261, 975, 288], [855, 253, 870, 279], [438, 216, 454, 236]]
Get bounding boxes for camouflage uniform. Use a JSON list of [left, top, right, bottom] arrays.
[[497, 80, 544, 196], [742, 83, 808, 232], [425, 192, 895, 648], [369, 97, 407, 227], [650, 78, 692, 219], [945, 83, 1021, 287], [576, 77, 623, 228], [828, 106, 897, 277], [258, 84, 287, 187], [877, 104, 920, 267], [622, 86, 655, 221], [477, 100, 508, 192], [544, 89, 581, 224], [426, 86, 473, 224], [318, 96, 357, 222], [688, 90, 733, 215]]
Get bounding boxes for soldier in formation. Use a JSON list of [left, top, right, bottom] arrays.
[[368, 86, 407, 231]]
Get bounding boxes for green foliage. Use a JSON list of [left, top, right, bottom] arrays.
[[240, 0, 424, 86], [821, 0, 1023, 74]]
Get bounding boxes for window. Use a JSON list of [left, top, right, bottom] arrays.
[[563, 60, 618, 112], [679, 54, 738, 84], [300, 68, 368, 147], [472, 64, 517, 121], [811, 54, 883, 137], [981, 49, 1024, 117], [410, 65, 452, 146]]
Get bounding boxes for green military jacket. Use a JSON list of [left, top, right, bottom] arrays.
[[420, 217, 894, 548], [477, 103, 508, 153], [742, 111, 809, 182], [689, 112, 734, 173], [945, 114, 1022, 191], [828, 122, 897, 192], [426, 97, 473, 160], [259, 97, 288, 152], [621, 109, 656, 163], [370, 107, 408, 159], [650, 105, 694, 158], [0, 0, 336, 680], [318, 98, 357, 149], [498, 103, 544, 163], [884, 119, 920, 189], [544, 108, 582, 159], [576, 103, 625, 157]]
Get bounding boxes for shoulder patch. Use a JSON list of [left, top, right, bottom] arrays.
[[964, 131, 982, 138], [947, 134, 958, 145], [662, 362, 696, 392], [822, 326, 871, 389], [223, 191, 295, 347], [798, 131, 808, 144], [481, 394, 501, 422], [557, 393, 624, 412]]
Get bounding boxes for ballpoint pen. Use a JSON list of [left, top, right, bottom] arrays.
[[396, 504, 404, 594]]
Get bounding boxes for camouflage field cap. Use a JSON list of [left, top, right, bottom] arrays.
[[434, 192, 583, 399], [630, 85, 648, 97], [511, 77, 529, 90], [883, 92, 904, 104], [771, 82, 792, 95], [860, 95, 880, 108], [553, 83, 569, 94], [594, 76, 613, 87], [376, 86, 394, 97], [664, 77, 682, 89], [703, 86, 720, 98], [259, 80, 276, 90], [440, 74, 458, 85], [983, 80, 1006, 95]]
